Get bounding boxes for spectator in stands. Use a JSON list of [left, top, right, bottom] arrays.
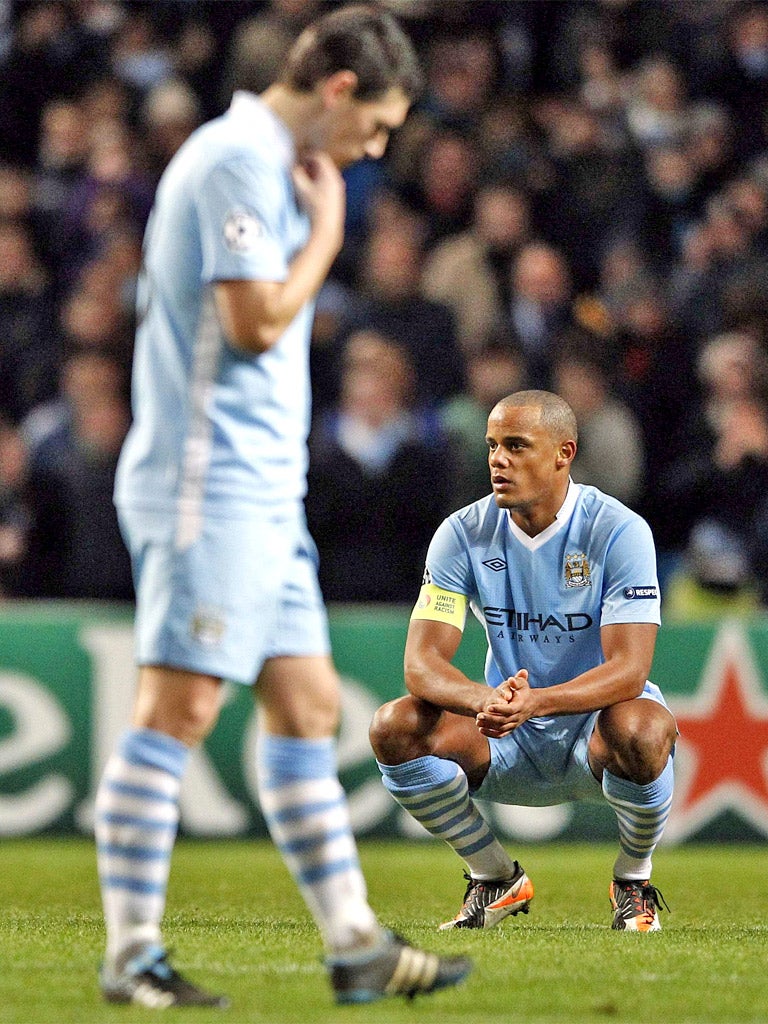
[[407, 127, 480, 245], [659, 331, 768, 615], [507, 241, 575, 389], [223, 0, 320, 101], [171, 18, 224, 122], [640, 142, 707, 272], [420, 30, 500, 131], [27, 375, 132, 600], [700, 2, 768, 161], [109, 7, 173, 97], [422, 181, 532, 356], [140, 79, 202, 179], [0, 218, 59, 424], [23, 348, 127, 468], [0, 1, 108, 165], [0, 417, 34, 598], [308, 330, 453, 602], [438, 333, 527, 508], [686, 101, 739, 197], [552, 334, 646, 508], [624, 55, 692, 152], [534, 98, 646, 291], [346, 202, 465, 407]]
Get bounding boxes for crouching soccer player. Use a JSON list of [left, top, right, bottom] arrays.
[[370, 390, 676, 933]]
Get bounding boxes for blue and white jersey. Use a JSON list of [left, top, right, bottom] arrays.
[[114, 92, 312, 531], [424, 481, 661, 691]]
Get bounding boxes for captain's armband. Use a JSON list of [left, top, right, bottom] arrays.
[[410, 584, 468, 631]]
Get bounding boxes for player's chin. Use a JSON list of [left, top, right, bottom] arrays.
[[331, 149, 358, 170]]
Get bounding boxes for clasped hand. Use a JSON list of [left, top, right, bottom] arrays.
[[475, 669, 535, 738]]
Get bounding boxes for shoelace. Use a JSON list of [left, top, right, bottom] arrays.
[[644, 884, 670, 915], [622, 882, 670, 919], [460, 869, 519, 911]]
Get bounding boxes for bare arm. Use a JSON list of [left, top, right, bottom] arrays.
[[215, 152, 345, 354], [477, 621, 658, 738], [404, 618, 524, 718]]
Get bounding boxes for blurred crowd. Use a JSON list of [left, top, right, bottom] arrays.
[[1, 0, 768, 616]]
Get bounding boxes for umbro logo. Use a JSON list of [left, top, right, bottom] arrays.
[[482, 558, 507, 572]]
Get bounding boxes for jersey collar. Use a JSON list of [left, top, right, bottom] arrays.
[[228, 91, 295, 167], [505, 478, 580, 551]]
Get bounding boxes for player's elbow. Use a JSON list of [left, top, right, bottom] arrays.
[[214, 280, 285, 354], [403, 654, 431, 700], [617, 662, 651, 701], [226, 320, 283, 354]]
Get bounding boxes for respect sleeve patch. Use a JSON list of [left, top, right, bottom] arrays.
[[410, 584, 468, 630], [623, 586, 658, 600]]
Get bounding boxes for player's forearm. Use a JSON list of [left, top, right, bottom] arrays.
[[530, 660, 647, 718], [404, 654, 491, 718]]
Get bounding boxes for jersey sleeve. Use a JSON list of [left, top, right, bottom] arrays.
[[197, 156, 289, 283], [423, 518, 476, 594], [601, 516, 661, 626], [410, 518, 473, 631]]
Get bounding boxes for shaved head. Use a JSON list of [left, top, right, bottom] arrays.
[[494, 390, 578, 444]]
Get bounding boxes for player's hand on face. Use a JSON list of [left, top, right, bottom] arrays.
[[476, 670, 532, 737], [293, 152, 346, 235]]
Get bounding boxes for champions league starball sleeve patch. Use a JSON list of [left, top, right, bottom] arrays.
[[410, 584, 468, 630], [223, 211, 264, 252]]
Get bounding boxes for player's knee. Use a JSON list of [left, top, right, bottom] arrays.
[[369, 696, 431, 763], [614, 715, 674, 785], [139, 695, 219, 747]]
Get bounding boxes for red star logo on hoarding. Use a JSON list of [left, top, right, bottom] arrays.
[[666, 625, 768, 841]]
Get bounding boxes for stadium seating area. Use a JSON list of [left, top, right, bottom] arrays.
[[0, 0, 767, 611]]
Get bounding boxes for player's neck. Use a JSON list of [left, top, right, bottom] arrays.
[[261, 84, 322, 155], [509, 508, 556, 538], [508, 481, 570, 538]]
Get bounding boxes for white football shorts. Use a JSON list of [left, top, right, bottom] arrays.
[[118, 506, 331, 684], [473, 681, 671, 806]]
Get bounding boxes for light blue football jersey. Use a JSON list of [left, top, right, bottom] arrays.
[[114, 92, 313, 528], [424, 481, 661, 692]]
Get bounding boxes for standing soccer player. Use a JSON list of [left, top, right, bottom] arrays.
[[95, 5, 470, 1009], [371, 390, 677, 932]]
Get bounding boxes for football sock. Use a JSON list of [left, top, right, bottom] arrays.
[[377, 756, 516, 880], [95, 727, 188, 964], [603, 755, 674, 881], [256, 733, 379, 953]]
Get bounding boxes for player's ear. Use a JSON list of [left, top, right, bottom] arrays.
[[556, 439, 577, 468], [321, 70, 359, 108]]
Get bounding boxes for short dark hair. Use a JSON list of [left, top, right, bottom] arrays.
[[281, 4, 423, 100], [497, 390, 579, 444]]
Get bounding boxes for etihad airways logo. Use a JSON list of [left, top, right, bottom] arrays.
[[483, 608, 594, 632]]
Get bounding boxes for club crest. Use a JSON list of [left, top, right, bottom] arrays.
[[564, 552, 591, 588]]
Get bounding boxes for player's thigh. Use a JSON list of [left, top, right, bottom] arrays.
[[118, 507, 297, 685], [257, 654, 340, 738]]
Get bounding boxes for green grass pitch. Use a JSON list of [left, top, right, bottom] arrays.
[[0, 838, 766, 1023]]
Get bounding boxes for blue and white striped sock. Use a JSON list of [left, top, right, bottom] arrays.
[[256, 734, 379, 952], [603, 756, 674, 881], [378, 756, 515, 880], [95, 728, 188, 964]]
